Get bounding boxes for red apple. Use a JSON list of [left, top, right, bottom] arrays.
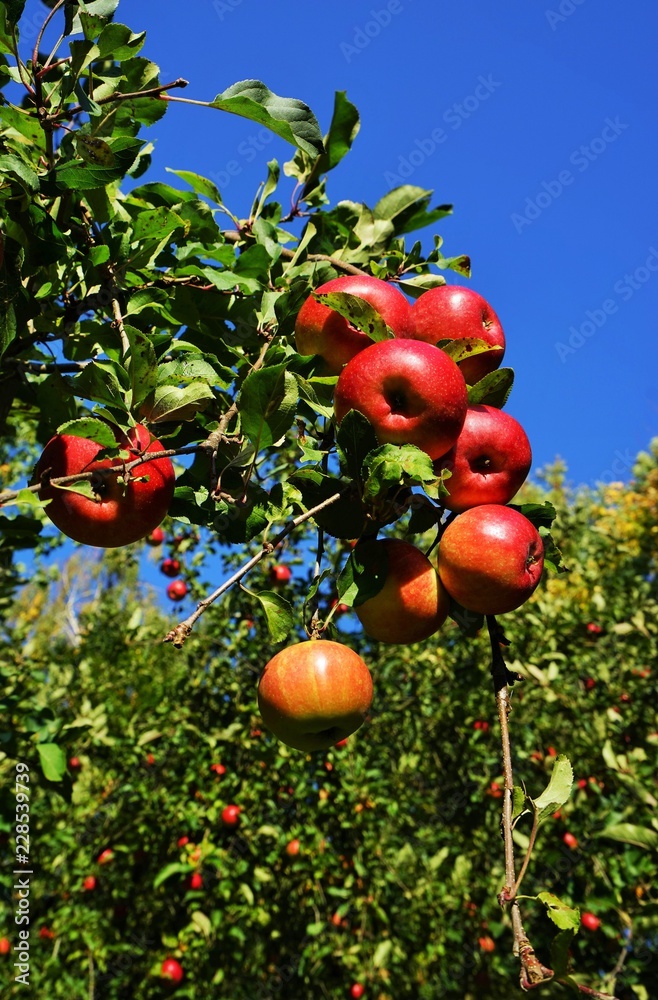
[[38, 927, 55, 941], [478, 935, 496, 953], [167, 580, 188, 602], [353, 538, 450, 644], [0, 937, 9, 955], [563, 832, 579, 850], [411, 285, 506, 385], [34, 424, 175, 547], [285, 838, 301, 857], [177, 836, 189, 848], [145, 752, 156, 766], [83, 875, 97, 891], [97, 848, 114, 865], [584, 677, 596, 691], [161, 558, 181, 577], [334, 338, 468, 460], [295, 274, 415, 375], [221, 805, 241, 827], [270, 564, 292, 584], [587, 622, 604, 636], [473, 721, 489, 732], [581, 911, 601, 931], [186, 872, 203, 890], [436, 405, 532, 512], [258, 640, 373, 752], [147, 526, 165, 546], [68, 756, 81, 771], [161, 958, 184, 984], [350, 985, 365, 1000], [577, 778, 588, 790], [437, 505, 544, 615], [487, 781, 503, 798], [334, 738, 349, 749], [210, 763, 226, 777]]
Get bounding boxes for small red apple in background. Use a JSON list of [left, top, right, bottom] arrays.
[[211, 763, 226, 777], [34, 424, 175, 547], [437, 505, 544, 615], [411, 285, 506, 385], [478, 934, 496, 953], [331, 911, 343, 927], [0, 937, 9, 955], [68, 756, 81, 771], [487, 781, 503, 798], [353, 538, 449, 644], [577, 779, 588, 790], [285, 839, 301, 857], [334, 738, 349, 749], [547, 746, 557, 757], [349, 985, 365, 999], [161, 558, 181, 577], [83, 875, 97, 891], [563, 832, 579, 850], [145, 752, 156, 766], [167, 580, 188, 602], [186, 872, 203, 890], [147, 526, 165, 546], [586, 622, 604, 636], [161, 957, 184, 984], [295, 274, 415, 375], [581, 911, 601, 931], [584, 677, 596, 691], [334, 338, 468, 461], [221, 805, 241, 827], [436, 405, 532, 512], [330, 598, 350, 616], [177, 836, 189, 848], [38, 926, 55, 941], [270, 564, 292, 585], [473, 720, 489, 732], [258, 640, 373, 752], [97, 848, 114, 865]]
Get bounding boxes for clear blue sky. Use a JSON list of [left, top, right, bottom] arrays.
[[21, 0, 658, 488]]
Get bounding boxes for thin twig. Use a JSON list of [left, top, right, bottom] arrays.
[[163, 491, 345, 648], [222, 230, 369, 278], [53, 79, 189, 121]]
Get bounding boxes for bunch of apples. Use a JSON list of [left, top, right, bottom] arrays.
[[258, 275, 544, 751]]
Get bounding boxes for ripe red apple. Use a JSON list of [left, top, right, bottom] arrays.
[[147, 526, 165, 546], [186, 872, 203, 890], [177, 836, 189, 848], [437, 505, 544, 615], [258, 640, 373, 751], [161, 958, 184, 984], [210, 763, 226, 776], [285, 839, 301, 857], [411, 285, 506, 385], [587, 622, 604, 636], [334, 338, 468, 460], [34, 424, 175, 547], [350, 985, 365, 999], [295, 274, 415, 375], [145, 752, 156, 766], [97, 848, 114, 865], [334, 738, 349, 749], [270, 564, 292, 584], [478, 935, 496, 953], [473, 720, 490, 732], [167, 580, 188, 602], [436, 405, 532, 512], [161, 558, 181, 577], [486, 781, 503, 798], [581, 911, 601, 931], [577, 778, 588, 790], [353, 538, 450, 644], [82, 875, 97, 891], [38, 926, 55, 941], [0, 937, 9, 955], [68, 756, 81, 771], [563, 832, 579, 850], [221, 804, 241, 827], [584, 677, 596, 691]]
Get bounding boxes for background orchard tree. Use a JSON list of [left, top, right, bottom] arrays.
[[0, 2, 656, 998]]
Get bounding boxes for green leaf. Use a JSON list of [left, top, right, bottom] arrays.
[[153, 863, 192, 890], [336, 409, 379, 485], [539, 529, 568, 575], [191, 910, 212, 938], [533, 754, 574, 825], [362, 443, 441, 506], [131, 206, 186, 243], [512, 785, 530, 821], [467, 368, 515, 406], [373, 940, 392, 968], [550, 928, 576, 979], [440, 337, 504, 366], [210, 80, 324, 158], [537, 892, 580, 931], [55, 417, 117, 448], [396, 274, 447, 298], [0, 153, 39, 193], [337, 543, 387, 607], [65, 360, 130, 410], [3, 1, 26, 25], [316, 90, 360, 173], [36, 743, 66, 782], [290, 468, 364, 540], [239, 364, 299, 451], [508, 502, 557, 530], [69, 0, 120, 35], [140, 383, 215, 424], [124, 324, 158, 409], [75, 133, 115, 167], [0, 301, 16, 360], [374, 186, 452, 237], [167, 168, 224, 205], [313, 291, 393, 343], [597, 823, 658, 850], [253, 591, 294, 643]]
